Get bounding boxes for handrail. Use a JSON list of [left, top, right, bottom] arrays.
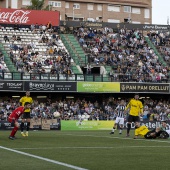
[[0, 72, 169, 83]]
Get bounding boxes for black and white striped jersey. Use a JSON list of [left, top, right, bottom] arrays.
[[115, 105, 126, 118]]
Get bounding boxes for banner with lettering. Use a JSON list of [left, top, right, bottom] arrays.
[[61, 120, 170, 131], [0, 81, 23, 91], [77, 82, 120, 92], [30, 118, 42, 130], [41, 119, 51, 130], [24, 81, 77, 92], [0, 8, 60, 26], [61, 120, 114, 130], [0, 119, 60, 130], [60, 21, 170, 31], [120, 83, 169, 93]]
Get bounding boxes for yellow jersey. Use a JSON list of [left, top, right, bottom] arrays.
[[135, 125, 149, 138], [19, 96, 33, 112], [125, 98, 143, 116]]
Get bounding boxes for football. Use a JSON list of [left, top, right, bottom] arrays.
[[53, 111, 60, 118]]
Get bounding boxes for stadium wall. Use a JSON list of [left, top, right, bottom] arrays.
[[0, 81, 169, 94], [0, 120, 169, 131]]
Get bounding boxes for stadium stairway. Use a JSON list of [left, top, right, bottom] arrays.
[[60, 34, 113, 82], [60, 34, 87, 66], [145, 36, 167, 67], [145, 36, 170, 78], [0, 44, 21, 80]]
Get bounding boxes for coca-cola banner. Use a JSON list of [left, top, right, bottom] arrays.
[[0, 8, 60, 26]]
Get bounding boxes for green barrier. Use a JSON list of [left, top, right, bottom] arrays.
[[61, 120, 114, 130]]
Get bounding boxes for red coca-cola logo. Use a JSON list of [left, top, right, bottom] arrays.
[[0, 8, 60, 26], [0, 10, 30, 24]]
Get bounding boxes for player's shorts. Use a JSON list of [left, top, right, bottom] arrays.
[[127, 115, 139, 122], [8, 117, 17, 126], [22, 112, 31, 119], [144, 130, 157, 139], [144, 129, 169, 139], [115, 117, 124, 125]]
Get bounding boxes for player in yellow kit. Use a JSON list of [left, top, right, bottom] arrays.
[[125, 94, 143, 137], [19, 91, 33, 137], [134, 121, 168, 139]]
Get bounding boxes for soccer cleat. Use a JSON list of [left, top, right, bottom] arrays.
[[9, 136, 15, 140], [110, 132, 114, 134], [21, 132, 26, 137], [25, 132, 28, 137]]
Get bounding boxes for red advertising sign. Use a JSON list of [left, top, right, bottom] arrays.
[[0, 8, 60, 26]]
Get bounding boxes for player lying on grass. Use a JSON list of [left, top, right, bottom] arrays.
[[159, 120, 170, 138], [134, 121, 169, 139], [8, 102, 31, 140]]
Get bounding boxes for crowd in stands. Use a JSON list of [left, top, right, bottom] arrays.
[[75, 26, 169, 82], [148, 30, 170, 66], [0, 51, 9, 74], [1, 23, 72, 77], [0, 97, 169, 122], [0, 24, 169, 82]]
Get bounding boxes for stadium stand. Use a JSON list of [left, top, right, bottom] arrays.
[[75, 26, 169, 82], [147, 30, 170, 77], [0, 24, 169, 82], [0, 25, 77, 81]]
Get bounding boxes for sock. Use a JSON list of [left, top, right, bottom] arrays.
[[127, 123, 131, 134], [20, 122, 24, 132], [112, 128, 115, 132], [10, 126, 18, 137], [119, 128, 122, 133], [26, 122, 30, 131]]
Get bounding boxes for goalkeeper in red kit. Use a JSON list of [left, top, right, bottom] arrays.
[[8, 102, 31, 140]]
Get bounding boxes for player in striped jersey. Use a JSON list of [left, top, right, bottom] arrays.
[[110, 100, 126, 135]]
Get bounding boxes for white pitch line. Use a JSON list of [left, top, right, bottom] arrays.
[[12, 146, 170, 150], [0, 146, 88, 170], [62, 134, 170, 144]]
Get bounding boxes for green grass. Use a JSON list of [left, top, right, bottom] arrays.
[[1, 130, 170, 170]]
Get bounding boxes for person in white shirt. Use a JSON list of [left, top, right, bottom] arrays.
[[110, 100, 126, 135]]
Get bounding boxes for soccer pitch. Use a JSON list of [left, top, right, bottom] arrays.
[[1, 130, 170, 170]]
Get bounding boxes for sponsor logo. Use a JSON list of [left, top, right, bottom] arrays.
[[7, 83, 22, 87], [7, 83, 22, 89], [0, 83, 4, 88], [82, 83, 103, 88], [143, 25, 168, 30], [4, 123, 11, 127], [124, 121, 169, 129], [0, 10, 31, 24], [121, 83, 169, 92], [80, 22, 102, 27], [55, 84, 73, 91], [29, 82, 54, 90]]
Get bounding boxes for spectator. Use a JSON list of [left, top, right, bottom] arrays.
[[4, 35, 9, 42]]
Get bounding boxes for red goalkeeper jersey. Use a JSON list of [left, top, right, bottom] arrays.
[[9, 106, 25, 120]]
